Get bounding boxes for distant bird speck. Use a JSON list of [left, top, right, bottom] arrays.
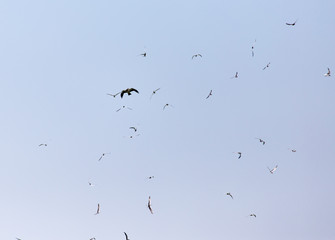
[[255, 138, 266, 145], [150, 88, 161, 99], [226, 192, 233, 199], [263, 62, 270, 70], [286, 19, 298, 26], [129, 127, 137, 132], [192, 54, 202, 59], [95, 203, 100, 215], [231, 72, 238, 79], [38, 143, 47, 147], [116, 106, 133, 112], [139, 52, 146, 57], [267, 165, 278, 174], [148, 196, 153, 214], [124, 232, 130, 240], [88, 182, 95, 187], [107, 92, 120, 98], [206, 90, 213, 99], [324, 68, 331, 77], [249, 213, 257, 217], [98, 152, 110, 161], [163, 103, 173, 110], [148, 176, 154, 179]]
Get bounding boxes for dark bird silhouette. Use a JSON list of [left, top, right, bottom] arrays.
[[150, 88, 161, 99], [289, 148, 297, 152], [237, 152, 242, 159], [120, 88, 139, 98], [255, 138, 265, 145], [88, 182, 95, 187], [252, 46, 254, 57], [226, 192, 233, 199], [38, 143, 47, 147], [267, 165, 278, 174], [286, 20, 298, 26], [192, 54, 202, 59], [95, 203, 100, 215], [163, 103, 174, 110], [206, 90, 213, 99], [249, 213, 257, 217], [148, 196, 153, 214], [148, 176, 154, 179], [124, 232, 130, 240], [129, 127, 137, 132], [116, 106, 133, 112], [231, 72, 238, 79], [89, 238, 96, 240], [139, 52, 146, 57], [107, 92, 120, 98], [98, 152, 110, 161], [263, 62, 270, 70], [324, 68, 331, 77]]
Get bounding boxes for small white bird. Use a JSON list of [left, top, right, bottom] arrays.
[[88, 182, 95, 187], [107, 92, 120, 98], [150, 88, 161, 99], [98, 152, 110, 161], [163, 103, 174, 110], [116, 106, 133, 112], [324, 68, 331, 77], [226, 192, 233, 199], [267, 165, 278, 174], [249, 213, 257, 217], [231, 72, 238, 79], [38, 143, 47, 147], [192, 54, 202, 59]]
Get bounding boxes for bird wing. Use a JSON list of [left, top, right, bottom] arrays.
[[124, 232, 128, 240], [198, 54, 202, 57], [120, 90, 125, 98], [130, 88, 139, 94]]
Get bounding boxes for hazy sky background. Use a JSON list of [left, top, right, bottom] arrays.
[[1, 0, 335, 239]]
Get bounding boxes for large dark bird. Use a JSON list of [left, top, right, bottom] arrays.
[[121, 88, 139, 98]]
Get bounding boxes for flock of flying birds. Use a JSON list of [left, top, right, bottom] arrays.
[[31, 19, 333, 240]]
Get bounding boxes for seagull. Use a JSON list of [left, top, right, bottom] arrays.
[[289, 148, 297, 152], [129, 127, 137, 132], [251, 46, 254, 57], [98, 152, 110, 161], [286, 20, 298, 26], [206, 90, 213, 99], [236, 152, 242, 159], [163, 103, 173, 110], [116, 106, 133, 112], [129, 134, 140, 138], [88, 182, 95, 187], [263, 62, 270, 70], [107, 92, 120, 98], [124, 232, 130, 240], [139, 52, 146, 57], [148, 196, 153, 214], [148, 176, 154, 179], [249, 213, 257, 217], [150, 88, 161, 99], [324, 68, 331, 77], [38, 143, 47, 147], [120, 88, 139, 98], [231, 72, 238, 79], [95, 203, 100, 215], [267, 165, 278, 174], [226, 192, 233, 199], [255, 138, 266, 145], [192, 54, 202, 59], [89, 238, 96, 240]]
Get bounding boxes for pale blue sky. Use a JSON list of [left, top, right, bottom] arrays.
[[1, 0, 335, 239]]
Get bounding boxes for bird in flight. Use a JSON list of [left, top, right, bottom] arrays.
[[116, 106, 133, 112], [163, 103, 173, 110], [206, 90, 213, 99], [263, 62, 270, 70], [89, 238, 96, 240], [267, 165, 278, 174], [95, 203, 100, 215], [286, 19, 298, 26], [249, 213, 257, 217], [236, 152, 242, 159], [148, 196, 153, 214], [192, 54, 202, 59], [226, 192, 233, 199], [124, 232, 130, 240], [120, 88, 139, 98], [139, 52, 146, 57], [129, 127, 137, 132], [150, 88, 161, 99], [98, 152, 110, 161], [148, 176, 154, 179], [324, 68, 331, 77], [88, 182, 95, 187], [231, 72, 238, 79], [107, 92, 120, 98], [255, 138, 266, 145], [38, 143, 47, 147], [289, 148, 297, 152]]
